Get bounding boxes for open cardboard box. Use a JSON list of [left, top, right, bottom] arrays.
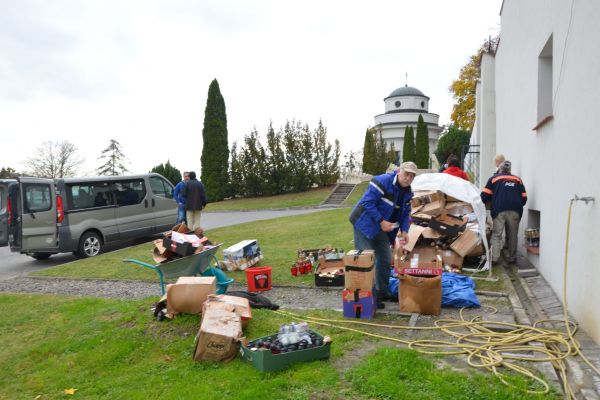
[[193, 303, 243, 362], [450, 229, 482, 257], [166, 276, 216, 316], [395, 245, 443, 270], [315, 256, 345, 287]]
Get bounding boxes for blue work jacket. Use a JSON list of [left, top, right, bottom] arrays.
[[349, 171, 413, 242]]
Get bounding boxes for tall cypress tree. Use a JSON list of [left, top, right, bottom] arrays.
[[362, 128, 376, 174], [402, 126, 416, 162], [201, 79, 229, 202], [415, 114, 430, 168]]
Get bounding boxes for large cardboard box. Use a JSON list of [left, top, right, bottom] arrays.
[[315, 256, 345, 287], [419, 199, 446, 217], [204, 294, 252, 328], [450, 229, 481, 257], [193, 304, 243, 362], [399, 274, 442, 315], [429, 214, 468, 236], [395, 246, 442, 270], [342, 289, 376, 319], [343, 250, 375, 291], [166, 276, 216, 316]]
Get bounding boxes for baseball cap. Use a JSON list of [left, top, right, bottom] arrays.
[[399, 161, 418, 175]]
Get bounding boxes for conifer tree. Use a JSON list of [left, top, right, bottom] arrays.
[[362, 128, 376, 174], [200, 79, 229, 202], [402, 126, 416, 162], [97, 139, 128, 176], [265, 122, 286, 195], [150, 160, 181, 186], [415, 114, 430, 168], [229, 142, 243, 197]]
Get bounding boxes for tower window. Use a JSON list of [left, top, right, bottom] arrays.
[[395, 101, 401, 108], [421, 101, 425, 108]]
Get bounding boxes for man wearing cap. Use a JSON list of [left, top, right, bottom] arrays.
[[480, 161, 528, 264], [350, 161, 416, 309]]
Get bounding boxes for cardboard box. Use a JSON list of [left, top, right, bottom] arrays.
[[402, 224, 427, 252], [193, 304, 243, 362], [429, 214, 468, 236], [467, 242, 485, 257], [343, 250, 375, 291], [342, 289, 376, 319], [399, 274, 442, 315], [400, 267, 443, 276], [395, 246, 442, 270], [450, 229, 482, 257], [419, 199, 446, 216], [204, 295, 252, 328], [411, 190, 444, 208], [440, 249, 464, 268], [166, 276, 216, 316], [223, 240, 262, 271], [315, 256, 345, 287], [163, 235, 196, 257]]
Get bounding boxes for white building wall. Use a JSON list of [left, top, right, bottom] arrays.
[[374, 112, 440, 126], [494, 0, 600, 344], [385, 96, 429, 112], [479, 53, 497, 184]]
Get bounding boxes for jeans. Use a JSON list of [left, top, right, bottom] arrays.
[[491, 210, 520, 263], [176, 206, 187, 224], [353, 227, 392, 299]]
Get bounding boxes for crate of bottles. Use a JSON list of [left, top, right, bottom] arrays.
[[240, 327, 331, 372]]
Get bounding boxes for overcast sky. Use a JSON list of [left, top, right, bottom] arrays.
[[0, 0, 501, 176]]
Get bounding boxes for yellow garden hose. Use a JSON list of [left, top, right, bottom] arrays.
[[272, 197, 599, 397]]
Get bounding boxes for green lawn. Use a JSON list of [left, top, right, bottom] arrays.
[[0, 293, 558, 400], [206, 186, 335, 211]]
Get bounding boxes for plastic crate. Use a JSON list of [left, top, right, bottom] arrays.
[[240, 330, 331, 372]]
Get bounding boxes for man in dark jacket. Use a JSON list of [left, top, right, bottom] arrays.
[[480, 161, 527, 264], [350, 161, 416, 309], [181, 171, 207, 230]]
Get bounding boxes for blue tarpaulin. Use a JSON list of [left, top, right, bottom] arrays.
[[389, 272, 480, 308], [441, 272, 480, 308]]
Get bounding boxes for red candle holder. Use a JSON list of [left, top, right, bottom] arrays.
[[291, 264, 298, 276]]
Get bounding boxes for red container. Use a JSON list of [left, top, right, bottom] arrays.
[[291, 265, 298, 276], [245, 266, 273, 292]]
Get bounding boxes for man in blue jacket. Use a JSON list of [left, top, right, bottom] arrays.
[[480, 161, 527, 264], [173, 171, 189, 224], [350, 161, 417, 309]]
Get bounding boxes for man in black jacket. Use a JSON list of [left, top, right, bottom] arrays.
[[480, 161, 527, 264], [181, 171, 207, 230]]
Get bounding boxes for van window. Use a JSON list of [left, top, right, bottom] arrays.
[[113, 179, 146, 206], [67, 182, 114, 210], [150, 176, 174, 199], [23, 183, 52, 212]]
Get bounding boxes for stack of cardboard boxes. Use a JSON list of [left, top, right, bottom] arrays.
[[395, 190, 486, 315], [342, 250, 376, 320], [152, 223, 211, 263]]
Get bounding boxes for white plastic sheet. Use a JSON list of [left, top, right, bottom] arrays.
[[412, 173, 490, 271]]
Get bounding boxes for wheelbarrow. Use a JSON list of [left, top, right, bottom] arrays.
[[123, 243, 234, 295]]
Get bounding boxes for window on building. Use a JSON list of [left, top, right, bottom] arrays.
[[536, 35, 553, 129], [421, 101, 425, 108], [395, 101, 401, 108]]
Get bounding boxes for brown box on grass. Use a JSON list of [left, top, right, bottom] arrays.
[[166, 276, 216, 316], [399, 274, 442, 315], [204, 294, 252, 328], [450, 229, 481, 257], [343, 250, 375, 291], [193, 303, 243, 362]]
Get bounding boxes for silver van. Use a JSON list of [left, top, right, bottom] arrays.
[[0, 173, 177, 259]]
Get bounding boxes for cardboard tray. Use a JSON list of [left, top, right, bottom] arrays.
[[429, 214, 468, 236], [240, 330, 331, 372], [315, 258, 345, 287]]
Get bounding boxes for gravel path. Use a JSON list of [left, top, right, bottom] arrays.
[[0, 277, 347, 310]]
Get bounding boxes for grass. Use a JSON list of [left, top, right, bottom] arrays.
[[32, 208, 355, 287], [206, 186, 335, 211], [0, 293, 559, 400]]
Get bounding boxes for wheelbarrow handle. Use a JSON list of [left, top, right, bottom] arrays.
[[123, 259, 166, 295]]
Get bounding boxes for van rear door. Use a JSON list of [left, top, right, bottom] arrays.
[[15, 178, 58, 252], [0, 179, 16, 247]]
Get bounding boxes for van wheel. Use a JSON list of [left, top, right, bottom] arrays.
[[78, 232, 102, 258], [31, 253, 52, 260]]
